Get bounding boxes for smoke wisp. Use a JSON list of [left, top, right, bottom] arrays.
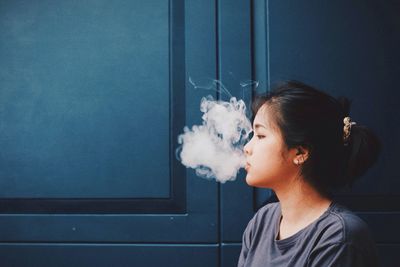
[[177, 96, 252, 183]]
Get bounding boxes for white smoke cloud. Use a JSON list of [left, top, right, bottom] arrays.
[[177, 96, 252, 183]]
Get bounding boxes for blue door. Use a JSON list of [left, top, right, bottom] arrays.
[[245, 1, 400, 266], [220, 1, 400, 266], [0, 1, 399, 266], [0, 0, 219, 266]]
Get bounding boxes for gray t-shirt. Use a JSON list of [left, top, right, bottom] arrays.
[[238, 202, 379, 267]]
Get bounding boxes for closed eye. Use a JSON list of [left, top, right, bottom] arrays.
[[256, 135, 265, 139]]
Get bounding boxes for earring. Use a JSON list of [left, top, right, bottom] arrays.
[[294, 159, 299, 165]]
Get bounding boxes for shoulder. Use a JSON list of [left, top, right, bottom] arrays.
[[244, 202, 280, 233], [256, 201, 280, 217], [253, 202, 280, 224], [314, 203, 375, 251], [307, 203, 378, 266], [328, 203, 372, 243]]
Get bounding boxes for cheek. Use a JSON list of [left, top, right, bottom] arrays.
[[254, 140, 283, 166], [245, 142, 289, 186]]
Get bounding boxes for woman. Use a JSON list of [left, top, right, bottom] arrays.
[[238, 81, 380, 266]]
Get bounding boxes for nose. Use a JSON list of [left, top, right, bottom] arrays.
[[244, 139, 252, 156]]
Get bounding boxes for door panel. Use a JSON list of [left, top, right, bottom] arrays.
[[0, 244, 218, 267], [250, 0, 400, 265], [0, 0, 172, 199], [218, 0, 400, 265], [0, 2, 218, 265], [266, 0, 400, 208], [218, 0, 254, 243]]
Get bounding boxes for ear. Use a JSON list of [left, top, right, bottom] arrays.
[[292, 146, 310, 165]]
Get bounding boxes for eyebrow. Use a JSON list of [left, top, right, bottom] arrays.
[[253, 123, 268, 130]]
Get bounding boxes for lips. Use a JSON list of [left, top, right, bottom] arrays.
[[245, 163, 250, 171]]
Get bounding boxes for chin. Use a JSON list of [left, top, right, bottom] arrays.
[[245, 175, 260, 187], [246, 175, 273, 188]]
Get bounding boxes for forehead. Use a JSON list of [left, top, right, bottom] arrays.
[[253, 105, 274, 129], [253, 105, 286, 145]]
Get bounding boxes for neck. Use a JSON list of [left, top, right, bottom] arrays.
[[274, 178, 332, 226]]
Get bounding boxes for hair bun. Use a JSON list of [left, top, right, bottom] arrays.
[[337, 96, 352, 117], [344, 125, 381, 184]]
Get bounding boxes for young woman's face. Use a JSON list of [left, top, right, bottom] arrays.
[[243, 105, 297, 188]]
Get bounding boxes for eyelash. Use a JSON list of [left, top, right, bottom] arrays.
[[256, 135, 265, 139]]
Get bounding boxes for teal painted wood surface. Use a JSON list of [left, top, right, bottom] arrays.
[[0, 244, 218, 267], [0, 0, 399, 266], [0, 0, 219, 246]]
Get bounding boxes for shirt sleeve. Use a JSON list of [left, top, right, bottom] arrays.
[[307, 242, 379, 267], [237, 216, 256, 267]]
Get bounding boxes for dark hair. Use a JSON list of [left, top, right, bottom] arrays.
[[253, 80, 381, 196]]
